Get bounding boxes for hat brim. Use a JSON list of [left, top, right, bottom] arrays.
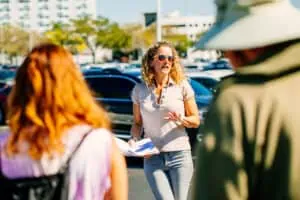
[[195, 1, 300, 50]]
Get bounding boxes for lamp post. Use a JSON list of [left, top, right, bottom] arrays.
[[156, 0, 162, 42]]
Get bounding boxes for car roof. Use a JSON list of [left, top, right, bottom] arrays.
[[84, 73, 142, 83], [185, 71, 220, 79]]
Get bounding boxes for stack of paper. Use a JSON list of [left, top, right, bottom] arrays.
[[115, 137, 159, 157]]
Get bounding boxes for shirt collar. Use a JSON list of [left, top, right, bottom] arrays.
[[150, 76, 176, 88], [235, 42, 300, 77]]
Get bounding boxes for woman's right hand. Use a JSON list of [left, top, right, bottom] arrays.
[[128, 138, 137, 147]]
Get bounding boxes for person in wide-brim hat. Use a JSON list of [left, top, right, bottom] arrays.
[[195, 0, 300, 50], [192, 0, 300, 200]]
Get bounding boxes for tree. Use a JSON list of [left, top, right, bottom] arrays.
[[71, 16, 132, 63], [164, 34, 193, 58], [162, 25, 195, 58], [0, 25, 30, 64], [70, 16, 109, 63], [122, 23, 156, 51], [122, 23, 145, 50], [45, 23, 84, 54], [98, 23, 131, 50], [123, 23, 194, 58]]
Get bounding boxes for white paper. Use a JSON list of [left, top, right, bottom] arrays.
[[115, 138, 159, 157]]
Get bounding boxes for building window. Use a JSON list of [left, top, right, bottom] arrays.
[[0, 13, 9, 20], [0, 6, 9, 11], [20, 5, 30, 11], [38, 13, 49, 19], [19, 14, 29, 19], [39, 4, 49, 10]]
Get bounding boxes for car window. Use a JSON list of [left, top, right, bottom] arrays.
[[86, 76, 136, 99], [203, 61, 231, 70], [0, 70, 16, 81], [189, 79, 212, 96]]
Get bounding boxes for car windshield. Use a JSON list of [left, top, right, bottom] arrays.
[[189, 79, 212, 96]]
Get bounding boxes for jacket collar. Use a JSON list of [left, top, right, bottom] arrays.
[[235, 42, 300, 77]]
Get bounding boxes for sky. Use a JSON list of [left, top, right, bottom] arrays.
[[97, 0, 300, 25]]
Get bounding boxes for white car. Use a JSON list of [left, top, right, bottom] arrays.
[[185, 69, 234, 80]]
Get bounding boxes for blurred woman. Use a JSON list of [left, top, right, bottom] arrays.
[[0, 44, 128, 200], [129, 41, 200, 200]]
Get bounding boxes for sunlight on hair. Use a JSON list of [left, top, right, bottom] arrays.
[[6, 44, 111, 159]]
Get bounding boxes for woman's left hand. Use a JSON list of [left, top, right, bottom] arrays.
[[164, 111, 180, 121]]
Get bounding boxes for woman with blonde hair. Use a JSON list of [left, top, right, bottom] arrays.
[[129, 41, 200, 200], [0, 44, 128, 200]]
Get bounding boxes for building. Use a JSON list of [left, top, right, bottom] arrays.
[[144, 10, 215, 42], [144, 11, 219, 61], [0, 0, 97, 32]]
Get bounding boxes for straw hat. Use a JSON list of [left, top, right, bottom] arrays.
[[195, 0, 300, 50]]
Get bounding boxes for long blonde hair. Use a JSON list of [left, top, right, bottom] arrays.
[[141, 41, 185, 86], [6, 44, 110, 159]]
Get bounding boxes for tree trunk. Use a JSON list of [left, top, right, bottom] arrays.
[[91, 51, 96, 64]]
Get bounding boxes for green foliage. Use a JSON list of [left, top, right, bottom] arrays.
[[0, 25, 28, 56], [162, 27, 194, 57], [97, 23, 131, 50], [122, 23, 195, 56], [45, 23, 84, 54], [69, 16, 132, 63], [1, 16, 202, 63]]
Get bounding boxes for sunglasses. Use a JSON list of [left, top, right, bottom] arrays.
[[156, 54, 174, 62]]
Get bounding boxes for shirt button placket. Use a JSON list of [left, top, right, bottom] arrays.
[[160, 86, 167, 106]]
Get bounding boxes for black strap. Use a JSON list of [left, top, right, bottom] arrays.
[[0, 141, 4, 177], [60, 128, 93, 172]]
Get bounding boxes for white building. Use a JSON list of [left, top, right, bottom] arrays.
[[0, 0, 97, 32], [144, 10, 215, 42], [161, 11, 215, 41], [144, 11, 218, 61]]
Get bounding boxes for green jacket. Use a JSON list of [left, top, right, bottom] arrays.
[[193, 42, 300, 200]]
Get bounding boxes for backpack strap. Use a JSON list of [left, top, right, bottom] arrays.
[[59, 128, 93, 172], [0, 128, 94, 176], [0, 141, 4, 177]]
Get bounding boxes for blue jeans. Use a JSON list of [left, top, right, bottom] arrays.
[[144, 150, 194, 200]]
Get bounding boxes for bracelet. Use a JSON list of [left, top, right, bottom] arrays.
[[180, 115, 185, 122], [175, 115, 185, 126]]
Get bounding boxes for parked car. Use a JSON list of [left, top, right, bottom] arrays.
[[0, 85, 12, 124], [203, 59, 232, 70], [0, 69, 16, 82], [85, 73, 213, 150], [189, 76, 219, 93], [82, 67, 124, 76]]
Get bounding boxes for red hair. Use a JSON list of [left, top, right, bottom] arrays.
[[6, 44, 110, 159]]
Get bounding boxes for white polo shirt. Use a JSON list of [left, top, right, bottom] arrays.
[[131, 79, 195, 152]]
